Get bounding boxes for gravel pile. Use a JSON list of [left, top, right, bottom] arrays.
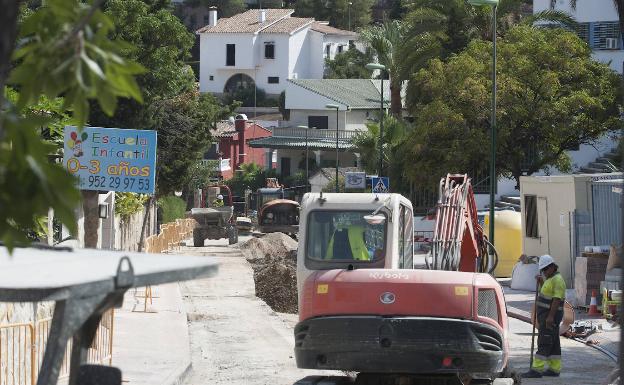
[[240, 233, 299, 314]]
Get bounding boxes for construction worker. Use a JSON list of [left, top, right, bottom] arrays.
[[325, 224, 370, 261], [522, 254, 566, 378], [213, 194, 224, 207]]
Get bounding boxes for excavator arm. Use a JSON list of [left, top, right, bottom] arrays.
[[429, 174, 495, 273]]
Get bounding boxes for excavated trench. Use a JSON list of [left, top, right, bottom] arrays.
[[239, 233, 299, 314]]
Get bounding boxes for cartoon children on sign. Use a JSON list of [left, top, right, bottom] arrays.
[[67, 131, 88, 157]]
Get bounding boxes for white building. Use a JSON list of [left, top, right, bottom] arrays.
[[534, 0, 624, 73], [248, 79, 398, 178], [197, 8, 357, 97]]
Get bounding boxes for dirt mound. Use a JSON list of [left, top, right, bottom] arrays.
[[240, 233, 298, 314]]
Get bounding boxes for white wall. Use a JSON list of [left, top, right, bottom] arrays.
[[289, 28, 312, 79], [200, 33, 257, 94], [285, 81, 340, 109], [200, 25, 351, 96], [593, 50, 624, 73], [289, 109, 349, 130], [255, 34, 291, 95], [308, 31, 326, 79], [533, 0, 618, 22]]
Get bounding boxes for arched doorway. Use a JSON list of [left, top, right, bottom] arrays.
[[223, 73, 255, 94]]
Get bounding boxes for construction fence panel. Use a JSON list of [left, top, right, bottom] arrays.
[[1, 309, 114, 385], [0, 323, 35, 385]]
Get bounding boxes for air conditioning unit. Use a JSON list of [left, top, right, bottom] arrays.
[[605, 38, 619, 50]]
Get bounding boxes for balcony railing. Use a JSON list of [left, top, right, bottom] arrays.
[[272, 127, 361, 141]]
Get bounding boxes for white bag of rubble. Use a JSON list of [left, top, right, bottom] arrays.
[[510, 262, 539, 291]]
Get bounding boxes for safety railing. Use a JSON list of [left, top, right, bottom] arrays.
[[135, 218, 196, 312], [144, 218, 196, 254], [1, 309, 114, 385]]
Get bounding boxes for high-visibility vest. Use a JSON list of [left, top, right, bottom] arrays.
[[325, 226, 369, 261]]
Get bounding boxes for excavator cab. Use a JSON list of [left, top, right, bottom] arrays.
[[294, 192, 510, 385]]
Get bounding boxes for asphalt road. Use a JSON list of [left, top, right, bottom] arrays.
[[180, 239, 617, 385]]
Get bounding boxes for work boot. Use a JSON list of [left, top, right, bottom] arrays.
[[542, 369, 560, 377], [521, 370, 543, 378]]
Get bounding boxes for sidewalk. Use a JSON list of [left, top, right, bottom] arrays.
[[502, 284, 620, 359], [112, 282, 191, 385]]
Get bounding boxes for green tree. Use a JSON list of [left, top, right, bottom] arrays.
[[401, 0, 576, 60], [151, 92, 236, 197], [294, 0, 373, 29], [351, 113, 412, 194], [406, 25, 622, 189], [225, 163, 278, 196], [324, 47, 374, 79], [186, 0, 246, 17], [1, 0, 144, 250], [91, 0, 196, 128]]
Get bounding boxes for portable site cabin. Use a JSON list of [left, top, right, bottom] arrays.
[[520, 173, 623, 286]]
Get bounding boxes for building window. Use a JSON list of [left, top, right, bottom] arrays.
[[226, 44, 235, 66], [308, 116, 329, 130], [265, 42, 275, 59], [593, 21, 620, 50], [325, 44, 331, 57], [209, 75, 214, 81], [524, 195, 539, 238], [337, 45, 344, 54], [268, 76, 279, 84]]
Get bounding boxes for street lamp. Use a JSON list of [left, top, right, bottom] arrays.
[[348, 1, 353, 30], [467, 0, 498, 249], [297, 125, 310, 192], [326, 104, 340, 193], [365, 62, 386, 177]]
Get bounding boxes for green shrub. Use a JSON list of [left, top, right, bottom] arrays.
[[158, 195, 187, 223]]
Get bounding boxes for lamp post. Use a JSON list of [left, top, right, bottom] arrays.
[[348, 1, 353, 30], [365, 63, 386, 177], [297, 125, 310, 192], [326, 104, 340, 192], [468, 0, 498, 248]]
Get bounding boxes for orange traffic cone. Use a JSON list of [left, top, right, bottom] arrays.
[[588, 290, 600, 315]]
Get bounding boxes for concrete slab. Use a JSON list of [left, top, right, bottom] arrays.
[[112, 282, 191, 385]]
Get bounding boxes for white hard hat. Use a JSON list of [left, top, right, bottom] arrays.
[[217, 194, 223, 200], [538, 254, 555, 270]]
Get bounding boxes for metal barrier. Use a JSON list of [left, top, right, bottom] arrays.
[[134, 218, 196, 313], [1, 309, 114, 385], [0, 322, 35, 385]]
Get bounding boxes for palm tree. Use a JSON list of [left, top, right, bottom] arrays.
[[352, 113, 411, 190], [359, 20, 442, 117]]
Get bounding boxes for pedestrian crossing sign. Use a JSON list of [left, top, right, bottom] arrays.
[[371, 177, 390, 193]]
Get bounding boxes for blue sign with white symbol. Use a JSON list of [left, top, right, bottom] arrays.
[[63, 126, 157, 194], [371, 177, 389, 193]]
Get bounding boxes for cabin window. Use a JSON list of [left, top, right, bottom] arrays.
[[306, 211, 387, 263]]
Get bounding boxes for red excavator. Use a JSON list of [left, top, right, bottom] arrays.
[[294, 174, 512, 385]]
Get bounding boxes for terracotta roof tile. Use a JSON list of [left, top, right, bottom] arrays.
[[196, 9, 295, 34], [310, 22, 358, 36], [260, 17, 314, 34]]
